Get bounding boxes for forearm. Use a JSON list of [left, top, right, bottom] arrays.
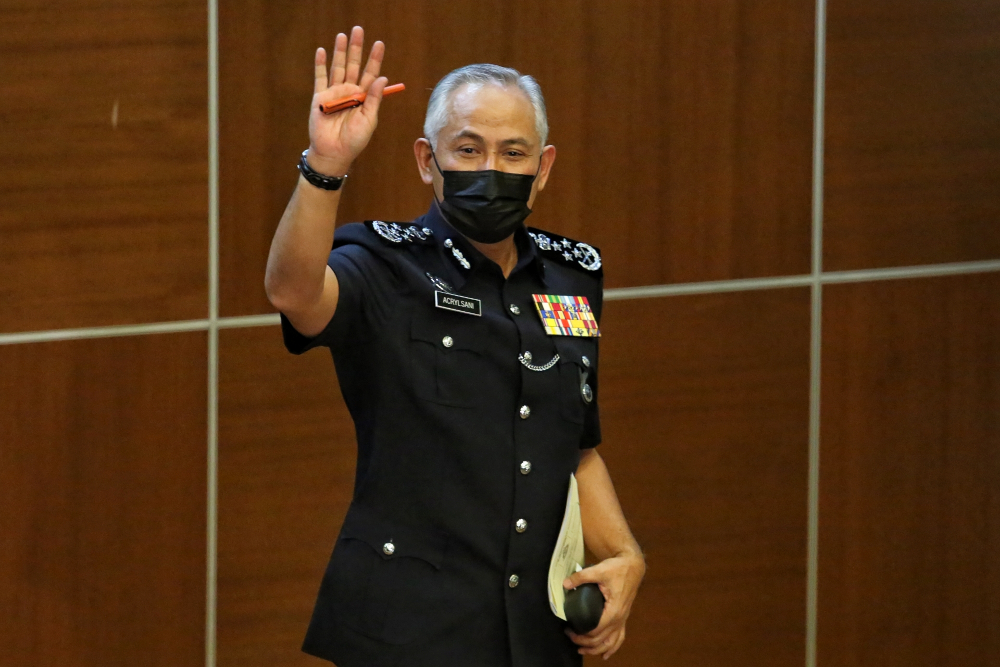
[[264, 162, 346, 311], [576, 448, 644, 563]]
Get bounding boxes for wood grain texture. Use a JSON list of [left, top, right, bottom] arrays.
[[0, 332, 207, 667], [818, 274, 1000, 667], [824, 1, 1000, 270], [589, 288, 812, 666], [219, 0, 815, 317], [217, 326, 357, 667], [0, 0, 208, 333]]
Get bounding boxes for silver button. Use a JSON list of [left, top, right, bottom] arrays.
[[519, 405, 531, 419], [383, 542, 395, 556], [581, 383, 593, 403], [520, 460, 532, 475], [515, 519, 528, 533], [444, 238, 454, 248], [522, 351, 532, 362], [442, 336, 454, 348], [509, 304, 521, 315], [581, 355, 591, 368], [508, 574, 520, 588], [423, 227, 433, 236]]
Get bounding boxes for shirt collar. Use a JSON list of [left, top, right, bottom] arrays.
[[418, 201, 547, 290]]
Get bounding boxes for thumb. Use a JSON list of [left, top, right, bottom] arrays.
[[362, 76, 388, 115], [563, 564, 601, 590]]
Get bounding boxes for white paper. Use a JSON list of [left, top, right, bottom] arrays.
[[548, 473, 585, 620]]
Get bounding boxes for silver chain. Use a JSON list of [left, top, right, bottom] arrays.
[[518, 353, 559, 372]]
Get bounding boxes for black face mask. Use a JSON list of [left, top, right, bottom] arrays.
[[432, 152, 537, 244]]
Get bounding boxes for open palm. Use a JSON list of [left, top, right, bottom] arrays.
[[307, 26, 388, 175]]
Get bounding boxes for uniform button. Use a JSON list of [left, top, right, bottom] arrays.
[[444, 238, 454, 248], [520, 460, 532, 475], [442, 336, 454, 348], [509, 304, 521, 315], [522, 351, 532, 362], [582, 355, 591, 368], [422, 227, 433, 236], [383, 542, 395, 556], [519, 405, 531, 419], [516, 519, 528, 533], [581, 383, 594, 403], [508, 574, 520, 588]]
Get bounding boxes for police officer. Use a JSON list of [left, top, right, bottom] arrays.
[[265, 26, 645, 667]]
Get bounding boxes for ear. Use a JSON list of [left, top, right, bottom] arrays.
[[414, 138, 434, 185], [534, 144, 557, 193]]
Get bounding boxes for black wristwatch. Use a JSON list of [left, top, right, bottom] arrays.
[[297, 150, 347, 191]]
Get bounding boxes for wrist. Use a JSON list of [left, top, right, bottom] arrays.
[[305, 148, 352, 178], [614, 548, 646, 571]]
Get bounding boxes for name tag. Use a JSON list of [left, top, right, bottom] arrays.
[[435, 291, 482, 316]]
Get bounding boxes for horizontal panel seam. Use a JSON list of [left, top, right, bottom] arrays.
[[2, 259, 999, 345]]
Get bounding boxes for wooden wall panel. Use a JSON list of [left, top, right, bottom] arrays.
[[0, 0, 208, 333], [818, 274, 1000, 666], [0, 332, 207, 667], [589, 288, 812, 666], [824, 1, 1000, 270], [217, 326, 356, 667], [219, 0, 814, 316]]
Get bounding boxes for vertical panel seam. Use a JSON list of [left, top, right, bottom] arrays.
[[806, 0, 828, 666], [206, 0, 220, 664]]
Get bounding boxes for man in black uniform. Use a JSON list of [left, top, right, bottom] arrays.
[[265, 26, 645, 667]]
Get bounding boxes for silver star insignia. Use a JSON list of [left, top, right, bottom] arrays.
[[562, 250, 573, 261]]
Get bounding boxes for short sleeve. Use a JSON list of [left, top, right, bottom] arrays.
[[279, 243, 390, 355]]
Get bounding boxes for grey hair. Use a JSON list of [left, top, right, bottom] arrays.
[[423, 64, 549, 149]]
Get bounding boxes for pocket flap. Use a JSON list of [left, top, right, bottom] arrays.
[[553, 337, 597, 369], [410, 311, 487, 351], [340, 506, 448, 570]]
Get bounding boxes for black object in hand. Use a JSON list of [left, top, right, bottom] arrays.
[[564, 583, 605, 634]]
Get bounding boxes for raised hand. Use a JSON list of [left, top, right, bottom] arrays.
[[307, 26, 388, 177]]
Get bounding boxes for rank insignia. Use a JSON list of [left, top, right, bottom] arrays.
[[532, 295, 601, 337], [367, 220, 434, 245], [527, 229, 602, 273]]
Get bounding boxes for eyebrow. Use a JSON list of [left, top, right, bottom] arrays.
[[452, 130, 532, 148]]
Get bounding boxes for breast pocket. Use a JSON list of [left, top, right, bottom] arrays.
[[410, 312, 489, 407], [553, 337, 598, 425], [323, 507, 452, 645]]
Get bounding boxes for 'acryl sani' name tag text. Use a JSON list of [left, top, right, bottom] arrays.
[[435, 291, 482, 316]]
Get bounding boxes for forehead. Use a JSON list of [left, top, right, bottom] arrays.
[[440, 82, 539, 145]]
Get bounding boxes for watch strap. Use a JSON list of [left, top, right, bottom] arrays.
[[297, 150, 347, 191]]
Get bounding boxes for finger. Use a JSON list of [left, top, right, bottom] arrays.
[[583, 628, 622, 657], [360, 76, 388, 117], [330, 32, 348, 86], [603, 628, 626, 660], [344, 25, 364, 85], [567, 622, 616, 649], [314, 48, 328, 95], [359, 40, 385, 91]]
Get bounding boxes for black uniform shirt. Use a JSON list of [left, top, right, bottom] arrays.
[[281, 203, 603, 667]]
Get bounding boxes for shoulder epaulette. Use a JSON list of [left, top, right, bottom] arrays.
[[364, 220, 436, 246], [527, 228, 602, 273]]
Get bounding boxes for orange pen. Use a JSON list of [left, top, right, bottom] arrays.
[[320, 83, 406, 114]]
